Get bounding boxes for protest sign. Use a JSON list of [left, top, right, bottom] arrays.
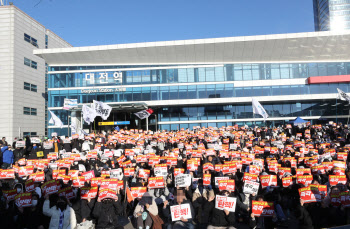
[[0, 169, 15, 179], [15, 141, 25, 148], [175, 174, 192, 188], [243, 180, 259, 195], [203, 174, 211, 186], [130, 187, 147, 199], [174, 168, 184, 177], [218, 179, 235, 192], [15, 193, 32, 208], [154, 164, 167, 177], [215, 195, 237, 212], [81, 187, 98, 199], [58, 187, 75, 200], [42, 180, 59, 196], [170, 203, 192, 221], [260, 175, 277, 188], [215, 177, 229, 187], [148, 177, 165, 189], [98, 189, 118, 201], [82, 170, 95, 181], [25, 179, 35, 193], [252, 201, 275, 217], [3, 189, 17, 201]]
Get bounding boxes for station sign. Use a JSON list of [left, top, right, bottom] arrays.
[[98, 121, 130, 126]]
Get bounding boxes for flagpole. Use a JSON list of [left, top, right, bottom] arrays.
[[336, 97, 338, 124]]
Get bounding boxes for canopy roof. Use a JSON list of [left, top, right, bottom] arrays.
[[34, 31, 350, 66]]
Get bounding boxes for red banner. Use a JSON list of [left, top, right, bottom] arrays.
[[98, 188, 118, 201], [91, 177, 103, 187], [260, 175, 277, 189], [15, 193, 32, 207], [3, 189, 17, 201], [329, 175, 347, 186], [0, 169, 15, 179], [58, 187, 75, 200], [29, 171, 45, 183], [243, 173, 258, 182], [100, 178, 119, 190], [72, 176, 85, 188], [41, 179, 59, 196], [174, 168, 184, 177], [282, 177, 292, 188], [25, 179, 35, 193], [296, 175, 313, 186], [130, 187, 147, 199], [252, 201, 275, 217], [138, 169, 150, 179], [148, 177, 165, 189], [218, 179, 235, 191], [81, 187, 98, 199], [82, 170, 95, 181]]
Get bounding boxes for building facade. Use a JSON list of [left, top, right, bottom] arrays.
[[35, 31, 350, 135], [314, 0, 350, 31], [0, 5, 71, 141]]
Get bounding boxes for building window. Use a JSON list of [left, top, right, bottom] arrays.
[[24, 33, 30, 42], [23, 107, 31, 115], [31, 108, 37, 116], [31, 61, 37, 69], [24, 82, 31, 90], [45, 34, 48, 49], [31, 37, 38, 47], [31, 84, 37, 92], [23, 132, 37, 137], [24, 33, 38, 48], [24, 57, 31, 66]]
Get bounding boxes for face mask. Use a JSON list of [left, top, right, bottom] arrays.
[[32, 200, 38, 207], [17, 188, 21, 193], [74, 162, 78, 165]]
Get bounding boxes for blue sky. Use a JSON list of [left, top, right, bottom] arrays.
[[10, 0, 315, 47]]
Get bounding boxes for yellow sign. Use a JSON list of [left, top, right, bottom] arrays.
[[36, 151, 44, 157], [98, 122, 115, 126]]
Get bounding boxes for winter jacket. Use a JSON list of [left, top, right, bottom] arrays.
[[92, 199, 124, 229], [2, 146, 14, 164], [133, 199, 158, 218], [13, 148, 24, 162], [204, 200, 236, 227], [43, 200, 77, 229]]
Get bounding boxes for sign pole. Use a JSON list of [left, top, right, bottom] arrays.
[[336, 97, 338, 124]]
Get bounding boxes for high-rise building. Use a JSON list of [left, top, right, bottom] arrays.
[[0, 4, 71, 142], [313, 0, 350, 31]]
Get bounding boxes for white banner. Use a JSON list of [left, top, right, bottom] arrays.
[[215, 195, 237, 212], [175, 174, 191, 188], [252, 98, 269, 121], [82, 104, 97, 125], [63, 98, 78, 110], [243, 180, 259, 195], [337, 88, 350, 104], [93, 100, 112, 120], [170, 203, 192, 221]]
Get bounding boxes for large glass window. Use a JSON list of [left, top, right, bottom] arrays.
[[31, 108, 37, 116], [24, 82, 31, 90], [23, 107, 31, 115]]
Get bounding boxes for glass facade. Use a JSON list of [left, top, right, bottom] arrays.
[[314, 0, 350, 31], [47, 62, 350, 135]]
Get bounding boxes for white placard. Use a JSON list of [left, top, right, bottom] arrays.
[[230, 144, 238, 150], [51, 132, 57, 137], [154, 166, 167, 177], [214, 177, 229, 187], [30, 137, 41, 144], [15, 141, 25, 148], [175, 174, 191, 188], [243, 180, 259, 195], [170, 203, 192, 221], [215, 195, 237, 212], [43, 142, 53, 149]]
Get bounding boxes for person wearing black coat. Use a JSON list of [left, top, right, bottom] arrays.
[[92, 195, 124, 229], [204, 192, 236, 229], [28, 144, 43, 160], [13, 147, 25, 162], [295, 199, 314, 229], [62, 137, 72, 152]]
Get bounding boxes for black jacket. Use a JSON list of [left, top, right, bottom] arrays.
[[92, 198, 124, 229], [203, 200, 236, 227], [13, 148, 25, 162]]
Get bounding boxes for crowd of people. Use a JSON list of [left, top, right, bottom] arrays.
[[0, 123, 350, 229]]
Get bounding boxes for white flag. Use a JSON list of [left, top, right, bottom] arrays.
[[93, 100, 112, 120], [252, 98, 269, 121], [49, 111, 64, 128], [337, 88, 350, 104], [134, 109, 154, 120], [82, 104, 97, 125]]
